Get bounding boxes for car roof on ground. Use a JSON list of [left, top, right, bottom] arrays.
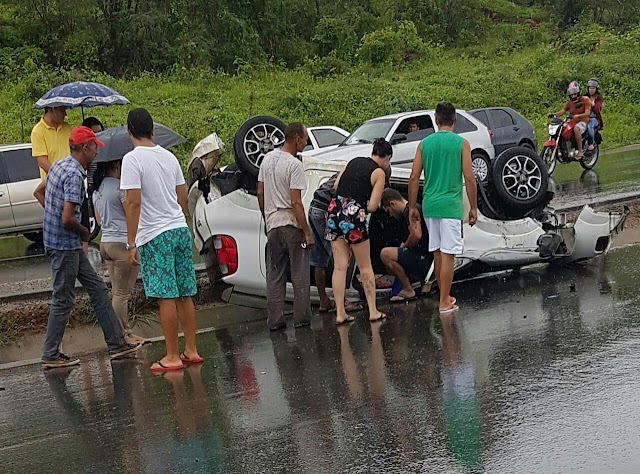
[[0, 143, 32, 152]]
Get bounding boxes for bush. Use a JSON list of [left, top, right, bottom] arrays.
[[357, 21, 432, 66]]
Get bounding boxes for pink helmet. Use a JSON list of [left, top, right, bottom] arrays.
[[567, 81, 581, 101]]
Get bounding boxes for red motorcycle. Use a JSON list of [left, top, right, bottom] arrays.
[[540, 116, 599, 175]]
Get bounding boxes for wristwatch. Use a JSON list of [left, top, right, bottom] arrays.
[[126, 243, 136, 251]]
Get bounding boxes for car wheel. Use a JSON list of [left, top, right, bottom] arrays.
[[492, 146, 549, 210], [233, 116, 286, 179], [471, 153, 491, 184], [89, 216, 101, 242], [540, 146, 557, 175], [23, 232, 43, 244], [520, 141, 536, 152]]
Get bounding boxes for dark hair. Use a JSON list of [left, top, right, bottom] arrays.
[[372, 138, 392, 158], [92, 160, 121, 192], [435, 102, 456, 126], [285, 122, 306, 142], [82, 116, 104, 131], [127, 108, 154, 139], [381, 188, 403, 208]]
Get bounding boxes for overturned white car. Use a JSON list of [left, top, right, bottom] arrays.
[[189, 117, 628, 309]]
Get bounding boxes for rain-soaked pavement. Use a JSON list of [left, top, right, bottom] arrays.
[[3, 243, 640, 473]]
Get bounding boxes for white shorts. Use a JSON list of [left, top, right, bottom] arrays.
[[425, 218, 463, 255], [576, 122, 587, 134]]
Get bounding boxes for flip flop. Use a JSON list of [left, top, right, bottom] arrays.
[[318, 301, 336, 313], [439, 304, 459, 315], [390, 293, 417, 303], [450, 297, 457, 305], [335, 316, 356, 325], [180, 353, 205, 364], [150, 361, 184, 372], [369, 313, 387, 323]]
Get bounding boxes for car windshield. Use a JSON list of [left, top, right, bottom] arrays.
[[341, 119, 395, 146]]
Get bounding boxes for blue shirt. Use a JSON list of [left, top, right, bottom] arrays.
[[44, 155, 86, 250]]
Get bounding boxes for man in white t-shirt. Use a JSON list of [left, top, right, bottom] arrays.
[[121, 108, 203, 373], [257, 122, 314, 331]]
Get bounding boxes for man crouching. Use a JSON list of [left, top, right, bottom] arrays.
[[380, 188, 431, 302]]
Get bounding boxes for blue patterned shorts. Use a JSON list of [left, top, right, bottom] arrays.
[[138, 227, 197, 299]]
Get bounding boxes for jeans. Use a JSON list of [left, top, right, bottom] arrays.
[[587, 116, 599, 145], [101, 242, 140, 336], [266, 225, 311, 328], [42, 249, 125, 360]]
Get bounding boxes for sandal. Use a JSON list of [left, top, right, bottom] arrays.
[[150, 361, 184, 372], [369, 313, 387, 323], [180, 353, 205, 364], [318, 300, 336, 313], [439, 304, 459, 315], [390, 293, 417, 303], [335, 315, 356, 325]]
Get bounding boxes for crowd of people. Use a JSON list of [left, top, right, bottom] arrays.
[[32, 106, 201, 372], [32, 100, 482, 369], [258, 102, 478, 331]]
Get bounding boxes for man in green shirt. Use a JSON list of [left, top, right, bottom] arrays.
[[408, 102, 478, 314]]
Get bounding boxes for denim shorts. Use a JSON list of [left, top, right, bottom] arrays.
[[309, 207, 332, 268], [138, 227, 197, 299]]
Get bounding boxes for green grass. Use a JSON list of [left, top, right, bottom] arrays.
[[0, 24, 638, 170]]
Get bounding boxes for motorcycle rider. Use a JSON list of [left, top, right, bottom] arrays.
[[586, 78, 604, 151], [550, 81, 592, 160]]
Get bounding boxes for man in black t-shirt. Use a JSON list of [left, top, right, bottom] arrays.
[[380, 188, 431, 301]]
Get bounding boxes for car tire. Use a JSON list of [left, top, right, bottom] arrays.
[[492, 146, 549, 210], [23, 232, 43, 244], [471, 152, 491, 184], [89, 203, 101, 242], [519, 141, 536, 152], [233, 116, 286, 179]]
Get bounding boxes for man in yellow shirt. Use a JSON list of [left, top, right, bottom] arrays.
[[32, 106, 72, 206]]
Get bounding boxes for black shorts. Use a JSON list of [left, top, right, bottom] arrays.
[[397, 247, 430, 279]]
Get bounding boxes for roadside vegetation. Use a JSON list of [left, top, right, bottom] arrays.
[[1, 1, 639, 166]]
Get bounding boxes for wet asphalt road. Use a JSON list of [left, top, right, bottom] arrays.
[[3, 244, 640, 473]]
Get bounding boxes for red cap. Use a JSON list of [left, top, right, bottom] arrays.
[[69, 126, 105, 148]]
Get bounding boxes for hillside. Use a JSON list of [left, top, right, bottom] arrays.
[[0, 1, 638, 164]]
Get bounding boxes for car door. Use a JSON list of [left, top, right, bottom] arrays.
[[0, 152, 16, 230], [488, 108, 518, 155], [3, 147, 43, 229]]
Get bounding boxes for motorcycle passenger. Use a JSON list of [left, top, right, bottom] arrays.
[[550, 81, 592, 160], [586, 78, 604, 151]]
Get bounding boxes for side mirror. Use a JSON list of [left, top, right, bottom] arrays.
[[390, 133, 407, 145]]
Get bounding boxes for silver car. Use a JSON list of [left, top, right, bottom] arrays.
[[305, 110, 495, 175], [0, 144, 44, 242]]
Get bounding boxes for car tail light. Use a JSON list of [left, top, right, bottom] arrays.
[[488, 129, 493, 139], [214, 235, 238, 276]]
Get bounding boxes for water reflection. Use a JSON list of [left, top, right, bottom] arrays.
[[6, 246, 640, 473], [438, 314, 484, 473]]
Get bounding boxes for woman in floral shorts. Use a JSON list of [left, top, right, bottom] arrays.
[[326, 138, 391, 324]]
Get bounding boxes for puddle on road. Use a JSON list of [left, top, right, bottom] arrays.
[[3, 245, 640, 473], [550, 149, 640, 204]]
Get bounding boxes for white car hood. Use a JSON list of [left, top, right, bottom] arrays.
[[303, 141, 421, 169]]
